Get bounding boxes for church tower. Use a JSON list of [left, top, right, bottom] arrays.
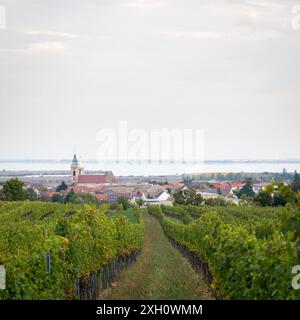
[[70, 154, 83, 185]]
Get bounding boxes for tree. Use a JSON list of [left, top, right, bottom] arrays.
[[239, 194, 255, 206], [65, 189, 76, 203], [204, 197, 228, 207], [261, 182, 296, 207], [0, 189, 6, 201], [291, 171, 300, 193], [52, 193, 65, 203], [173, 188, 203, 206], [75, 192, 97, 205], [2, 178, 26, 201], [273, 192, 287, 207], [117, 196, 130, 210], [56, 181, 68, 192], [64, 190, 97, 204], [254, 191, 273, 207], [25, 188, 38, 201], [236, 178, 255, 198], [136, 198, 144, 208]]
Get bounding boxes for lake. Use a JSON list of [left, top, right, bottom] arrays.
[[0, 160, 300, 176]]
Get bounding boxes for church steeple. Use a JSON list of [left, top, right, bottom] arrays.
[[72, 154, 79, 166], [70, 154, 83, 185]]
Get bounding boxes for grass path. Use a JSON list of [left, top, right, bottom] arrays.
[[100, 213, 213, 300]]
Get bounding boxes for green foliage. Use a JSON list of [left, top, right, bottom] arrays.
[[117, 196, 130, 210], [64, 189, 76, 203], [192, 171, 295, 183], [254, 191, 273, 207], [25, 188, 38, 201], [203, 197, 230, 207], [235, 178, 255, 198], [64, 190, 97, 205], [136, 198, 145, 208], [148, 204, 300, 299], [108, 207, 140, 224], [0, 189, 5, 201], [161, 205, 193, 224], [291, 171, 300, 193], [239, 194, 255, 206], [2, 179, 26, 201], [173, 188, 203, 206], [0, 202, 144, 299], [262, 182, 296, 207], [281, 207, 300, 241], [56, 181, 68, 192], [51, 193, 65, 203]]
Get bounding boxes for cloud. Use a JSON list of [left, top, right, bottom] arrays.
[[25, 30, 78, 38], [245, 0, 284, 9], [0, 42, 66, 54], [25, 42, 66, 53], [160, 28, 282, 41], [119, 0, 163, 8]]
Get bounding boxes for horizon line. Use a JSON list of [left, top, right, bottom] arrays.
[[1, 158, 300, 163]]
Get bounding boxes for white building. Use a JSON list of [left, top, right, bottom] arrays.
[[145, 190, 173, 206]]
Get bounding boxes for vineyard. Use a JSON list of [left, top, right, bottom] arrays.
[[0, 202, 144, 299], [1, 200, 300, 300], [149, 204, 300, 300]]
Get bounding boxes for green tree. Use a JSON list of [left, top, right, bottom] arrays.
[[291, 171, 300, 193], [239, 194, 255, 206], [25, 188, 38, 201], [254, 191, 273, 207], [204, 197, 228, 207], [273, 192, 287, 207], [0, 189, 5, 201], [51, 193, 65, 203], [64, 190, 97, 204], [2, 178, 26, 201], [65, 189, 76, 203], [75, 192, 97, 205], [236, 178, 255, 198], [56, 181, 68, 192], [117, 196, 130, 210], [136, 198, 144, 208], [173, 188, 203, 205], [263, 182, 296, 207]]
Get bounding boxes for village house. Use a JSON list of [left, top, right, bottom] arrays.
[[144, 185, 173, 206]]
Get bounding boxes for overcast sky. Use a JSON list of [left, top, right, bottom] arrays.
[[0, 0, 299, 161]]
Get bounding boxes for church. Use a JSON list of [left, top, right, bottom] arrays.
[[70, 154, 116, 187]]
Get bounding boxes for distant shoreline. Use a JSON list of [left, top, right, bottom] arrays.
[[1, 159, 300, 164], [1, 160, 299, 177]]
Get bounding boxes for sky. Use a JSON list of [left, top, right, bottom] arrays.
[[0, 0, 300, 161]]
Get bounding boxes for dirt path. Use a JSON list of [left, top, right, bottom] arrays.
[[100, 213, 213, 300]]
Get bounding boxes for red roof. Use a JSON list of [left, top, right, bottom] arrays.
[[230, 182, 244, 188], [77, 174, 110, 184], [211, 183, 230, 190], [95, 194, 108, 200]]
